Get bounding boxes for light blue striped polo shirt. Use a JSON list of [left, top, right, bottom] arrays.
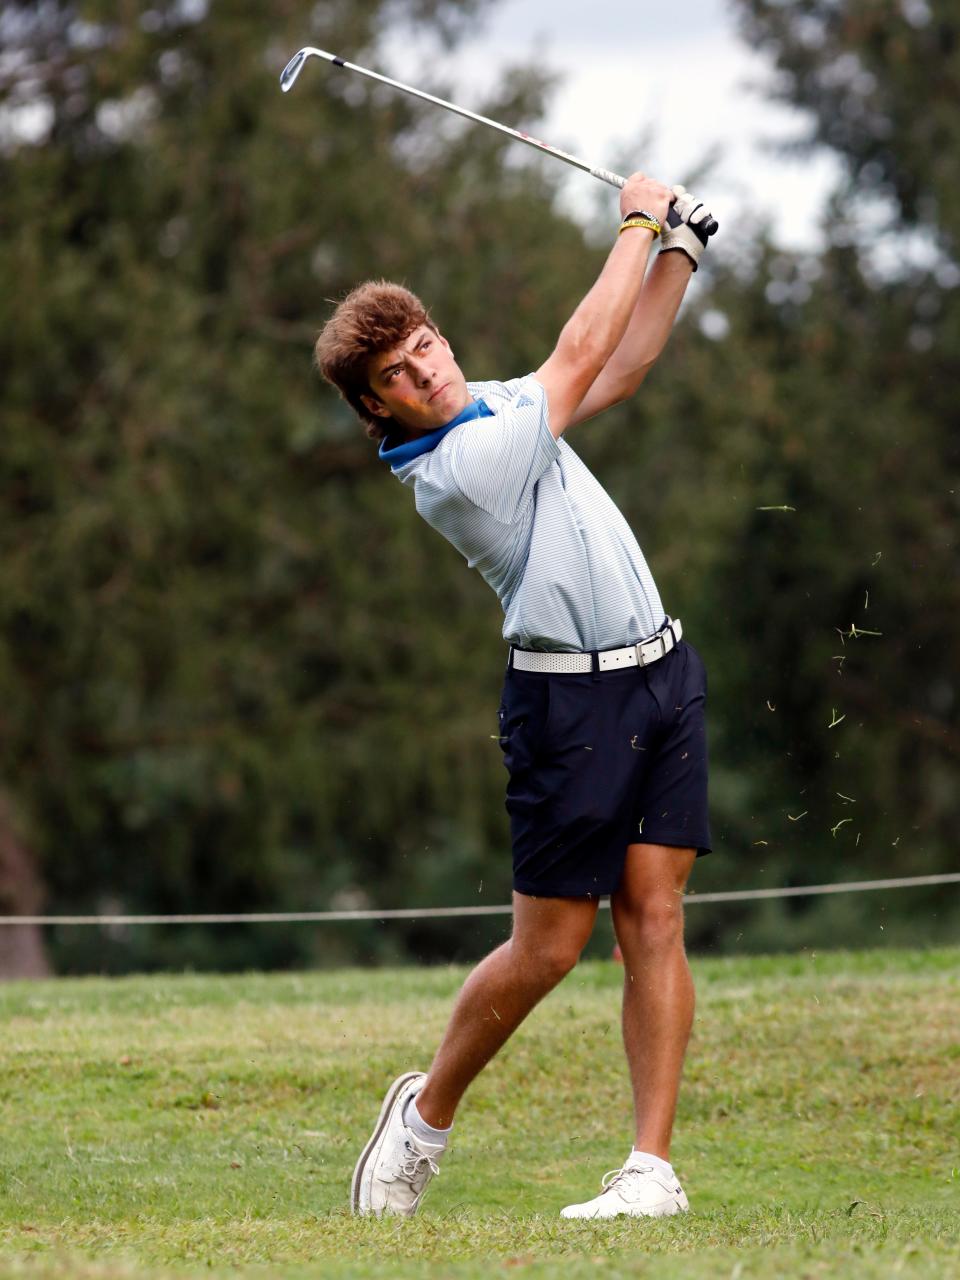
[[381, 375, 665, 652]]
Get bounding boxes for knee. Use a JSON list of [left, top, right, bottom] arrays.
[[511, 934, 584, 985], [617, 896, 685, 955]]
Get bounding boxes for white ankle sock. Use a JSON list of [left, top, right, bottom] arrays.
[[629, 1149, 674, 1178], [403, 1094, 452, 1146]]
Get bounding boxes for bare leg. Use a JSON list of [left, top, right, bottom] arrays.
[[610, 843, 697, 1160], [415, 891, 599, 1129]]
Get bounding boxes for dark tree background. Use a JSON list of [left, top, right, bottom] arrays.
[[1, 0, 956, 975]]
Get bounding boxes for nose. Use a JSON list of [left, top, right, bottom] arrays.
[[409, 355, 433, 387]]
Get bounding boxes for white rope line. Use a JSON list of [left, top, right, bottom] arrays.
[[0, 873, 957, 926]]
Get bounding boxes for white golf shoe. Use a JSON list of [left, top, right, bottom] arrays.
[[560, 1156, 689, 1219], [351, 1071, 447, 1216]]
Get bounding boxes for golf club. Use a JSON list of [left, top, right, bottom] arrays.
[[280, 46, 718, 237]]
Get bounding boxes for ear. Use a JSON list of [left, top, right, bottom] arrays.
[[361, 393, 391, 419]]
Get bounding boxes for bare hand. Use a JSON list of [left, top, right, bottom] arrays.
[[619, 172, 673, 224]]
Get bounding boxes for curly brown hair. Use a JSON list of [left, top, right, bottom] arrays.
[[314, 281, 435, 441]]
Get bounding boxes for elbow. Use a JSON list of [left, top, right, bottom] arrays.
[[608, 358, 655, 408], [630, 359, 656, 395]]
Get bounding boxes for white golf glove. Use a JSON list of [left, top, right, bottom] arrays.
[[659, 185, 715, 270]]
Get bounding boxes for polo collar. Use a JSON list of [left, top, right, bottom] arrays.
[[378, 398, 494, 471]]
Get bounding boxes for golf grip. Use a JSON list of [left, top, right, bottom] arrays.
[[586, 172, 718, 238], [623, 188, 717, 238], [599, 169, 717, 238], [671, 205, 717, 237]]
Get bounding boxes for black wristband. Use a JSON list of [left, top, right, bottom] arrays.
[[621, 209, 660, 226]]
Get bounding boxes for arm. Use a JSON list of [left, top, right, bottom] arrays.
[[534, 172, 673, 440], [566, 249, 693, 429], [564, 183, 717, 429]]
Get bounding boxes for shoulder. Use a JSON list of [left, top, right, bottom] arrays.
[[467, 375, 543, 411]]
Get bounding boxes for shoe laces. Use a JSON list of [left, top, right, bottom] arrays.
[[600, 1163, 656, 1198], [394, 1138, 441, 1188]]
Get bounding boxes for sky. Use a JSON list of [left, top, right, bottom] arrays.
[[3, 0, 842, 252], [385, 0, 845, 251]]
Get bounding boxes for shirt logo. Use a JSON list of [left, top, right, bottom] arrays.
[[516, 394, 535, 408]]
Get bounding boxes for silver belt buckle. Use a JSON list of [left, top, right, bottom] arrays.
[[637, 629, 669, 667]]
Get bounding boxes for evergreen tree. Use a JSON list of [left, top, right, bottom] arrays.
[[0, 0, 598, 973], [1, 0, 956, 972]]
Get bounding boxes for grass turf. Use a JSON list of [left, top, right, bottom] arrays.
[[0, 946, 957, 1277]]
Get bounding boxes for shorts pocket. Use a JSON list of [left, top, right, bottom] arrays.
[[680, 641, 708, 702], [499, 675, 553, 774]]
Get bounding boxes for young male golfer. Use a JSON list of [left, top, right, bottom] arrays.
[[316, 173, 716, 1219]]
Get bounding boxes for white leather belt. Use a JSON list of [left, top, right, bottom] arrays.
[[511, 618, 682, 674]]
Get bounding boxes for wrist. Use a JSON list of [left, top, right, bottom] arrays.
[[659, 223, 704, 270], [619, 209, 662, 238]]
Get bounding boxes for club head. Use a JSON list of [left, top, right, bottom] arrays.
[[280, 48, 309, 93]]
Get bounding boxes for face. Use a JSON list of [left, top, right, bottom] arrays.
[[362, 326, 471, 438]]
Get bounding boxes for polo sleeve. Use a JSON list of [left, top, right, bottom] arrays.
[[447, 376, 560, 524]]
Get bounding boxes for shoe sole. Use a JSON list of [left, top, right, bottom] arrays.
[[560, 1186, 689, 1220], [350, 1070, 425, 1215], [560, 1200, 686, 1219]]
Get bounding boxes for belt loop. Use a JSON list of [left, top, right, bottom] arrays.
[[591, 650, 601, 683]]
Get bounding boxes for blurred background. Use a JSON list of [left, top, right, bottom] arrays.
[[1, 0, 957, 978]]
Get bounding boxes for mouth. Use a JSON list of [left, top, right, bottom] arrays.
[[428, 383, 449, 403]]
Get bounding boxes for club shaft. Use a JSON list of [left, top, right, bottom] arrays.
[[283, 47, 627, 189], [281, 47, 718, 237]]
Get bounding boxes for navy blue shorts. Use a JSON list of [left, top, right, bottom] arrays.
[[497, 640, 711, 898]]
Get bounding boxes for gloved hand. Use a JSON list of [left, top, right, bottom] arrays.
[[660, 185, 716, 270]]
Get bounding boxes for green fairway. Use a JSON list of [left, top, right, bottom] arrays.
[[1, 946, 957, 1278]]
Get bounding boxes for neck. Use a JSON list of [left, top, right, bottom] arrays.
[[397, 394, 476, 443], [378, 395, 494, 471]]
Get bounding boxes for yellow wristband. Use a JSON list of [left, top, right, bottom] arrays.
[[619, 216, 661, 237]]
